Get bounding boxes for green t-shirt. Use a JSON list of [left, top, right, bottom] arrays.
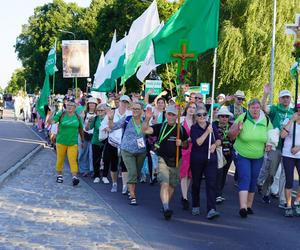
[[53, 111, 83, 146], [269, 104, 294, 149], [89, 116, 104, 146], [233, 112, 273, 159]]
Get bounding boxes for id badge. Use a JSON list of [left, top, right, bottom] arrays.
[[137, 137, 146, 149]]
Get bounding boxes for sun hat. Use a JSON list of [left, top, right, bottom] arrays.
[[87, 97, 98, 104], [217, 94, 225, 99], [279, 90, 291, 98], [217, 107, 233, 117], [120, 95, 131, 103], [234, 90, 245, 98], [166, 105, 177, 115]]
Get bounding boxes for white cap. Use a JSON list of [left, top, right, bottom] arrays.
[[217, 94, 225, 99], [217, 107, 233, 117], [166, 105, 177, 115], [279, 90, 291, 98], [87, 97, 98, 104], [120, 95, 131, 102], [234, 90, 245, 98]]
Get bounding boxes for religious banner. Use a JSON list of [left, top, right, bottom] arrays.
[[62, 40, 90, 78]]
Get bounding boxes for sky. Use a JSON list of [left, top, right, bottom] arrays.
[[0, 0, 91, 89]]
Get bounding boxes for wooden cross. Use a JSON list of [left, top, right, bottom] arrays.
[[285, 14, 300, 42], [172, 43, 196, 72]]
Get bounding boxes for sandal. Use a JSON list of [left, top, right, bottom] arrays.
[[56, 175, 63, 183], [130, 198, 137, 205]]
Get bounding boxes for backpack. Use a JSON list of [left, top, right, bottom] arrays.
[[242, 112, 270, 127]]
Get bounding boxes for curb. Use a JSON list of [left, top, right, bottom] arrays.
[[0, 144, 44, 186]]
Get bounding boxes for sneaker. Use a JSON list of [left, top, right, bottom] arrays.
[[181, 198, 189, 210], [163, 209, 173, 220], [239, 208, 248, 218], [102, 177, 110, 184], [206, 209, 220, 220], [140, 175, 146, 183], [278, 203, 287, 209], [130, 197, 138, 206], [56, 175, 63, 183], [93, 177, 100, 183], [111, 183, 117, 192], [72, 176, 80, 186], [247, 207, 254, 215], [216, 196, 223, 204], [294, 204, 300, 216], [122, 185, 128, 195], [284, 207, 293, 217], [262, 195, 271, 204], [192, 207, 200, 216]]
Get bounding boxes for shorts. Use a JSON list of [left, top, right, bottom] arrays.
[[158, 157, 180, 187]]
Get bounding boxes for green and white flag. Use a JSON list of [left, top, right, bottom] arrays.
[[92, 35, 127, 92], [153, 0, 220, 64], [121, 0, 160, 85], [37, 40, 57, 118]]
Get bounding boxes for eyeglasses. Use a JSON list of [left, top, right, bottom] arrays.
[[219, 115, 229, 118], [132, 108, 141, 111], [97, 109, 105, 112], [195, 97, 203, 100], [188, 106, 196, 109], [237, 97, 245, 101], [196, 113, 207, 117]]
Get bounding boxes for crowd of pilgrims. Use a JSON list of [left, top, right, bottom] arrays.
[[37, 84, 300, 220]]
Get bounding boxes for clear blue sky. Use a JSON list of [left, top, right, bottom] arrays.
[[0, 0, 91, 89]]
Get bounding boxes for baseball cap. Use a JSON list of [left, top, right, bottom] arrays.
[[120, 95, 131, 103], [166, 105, 177, 115], [279, 90, 291, 98]]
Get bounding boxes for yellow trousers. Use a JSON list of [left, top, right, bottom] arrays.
[[56, 144, 78, 174]]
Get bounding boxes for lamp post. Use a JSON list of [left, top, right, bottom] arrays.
[[59, 29, 77, 94]]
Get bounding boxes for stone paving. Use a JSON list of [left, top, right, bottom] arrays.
[[0, 148, 149, 250]]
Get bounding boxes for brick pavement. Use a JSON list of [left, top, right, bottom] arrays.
[[0, 148, 150, 250]]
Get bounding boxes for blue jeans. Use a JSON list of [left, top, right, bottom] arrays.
[[236, 154, 263, 192]]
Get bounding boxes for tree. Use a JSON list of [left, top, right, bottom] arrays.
[[5, 69, 27, 95]]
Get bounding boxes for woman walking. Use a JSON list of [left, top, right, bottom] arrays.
[[190, 106, 221, 220], [86, 103, 108, 183], [281, 104, 300, 217], [52, 100, 84, 185], [231, 99, 273, 218], [180, 102, 196, 210]]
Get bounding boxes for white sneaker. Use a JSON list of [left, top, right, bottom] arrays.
[[102, 177, 110, 184], [122, 185, 128, 195], [111, 183, 117, 192], [93, 177, 100, 183]]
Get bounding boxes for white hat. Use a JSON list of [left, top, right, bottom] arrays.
[[217, 94, 225, 99], [234, 90, 245, 98], [120, 95, 131, 102], [279, 90, 291, 98], [166, 105, 178, 115], [87, 97, 98, 104], [217, 107, 233, 117]]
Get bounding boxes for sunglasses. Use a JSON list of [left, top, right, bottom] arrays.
[[237, 97, 245, 101], [132, 108, 141, 111], [196, 113, 207, 117], [195, 97, 203, 100]]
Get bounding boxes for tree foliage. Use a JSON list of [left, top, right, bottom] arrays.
[[11, 0, 300, 101]]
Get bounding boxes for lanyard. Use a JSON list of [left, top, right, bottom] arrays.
[[222, 124, 229, 140], [158, 122, 176, 145], [132, 118, 142, 135]]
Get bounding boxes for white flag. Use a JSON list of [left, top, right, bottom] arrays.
[[93, 52, 105, 88], [136, 22, 164, 82], [125, 0, 159, 59]]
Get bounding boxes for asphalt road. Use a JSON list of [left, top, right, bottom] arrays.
[[0, 107, 44, 175]]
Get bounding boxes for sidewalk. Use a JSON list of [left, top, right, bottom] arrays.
[[0, 148, 150, 250]]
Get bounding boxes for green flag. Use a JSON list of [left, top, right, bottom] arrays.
[[37, 41, 56, 118], [153, 0, 220, 64]]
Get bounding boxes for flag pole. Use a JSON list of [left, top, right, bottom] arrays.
[[166, 64, 173, 98], [208, 48, 218, 160], [269, 0, 277, 105], [52, 73, 55, 94]]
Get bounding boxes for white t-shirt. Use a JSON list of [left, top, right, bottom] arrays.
[[83, 112, 95, 134], [282, 119, 300, 159]]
